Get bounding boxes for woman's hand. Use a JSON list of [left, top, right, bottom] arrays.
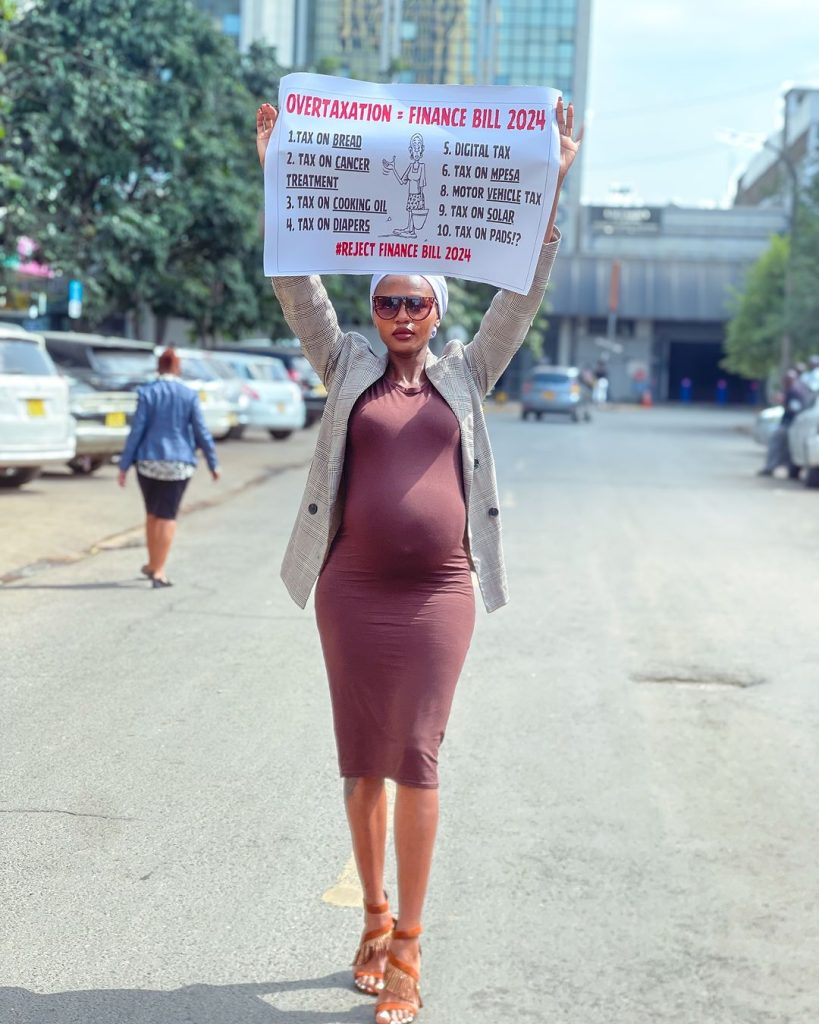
[[555, 96, 582, 182], [256, 103, 278, 168], [117, 469, 127, 488]]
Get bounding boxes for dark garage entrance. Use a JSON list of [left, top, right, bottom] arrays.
[[657, 325, 756, 404]]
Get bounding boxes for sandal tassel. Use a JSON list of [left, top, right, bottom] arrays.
[[383, 959, 422, 1007], [352, 926, 393, 967]]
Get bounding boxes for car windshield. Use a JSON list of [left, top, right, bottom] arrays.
[[248, 359, 287, 382], [532, 372, 572, 385], [207, 359, 238, 381], [180, 356, 219, 382], [91, 349, 155, 378], [0, 339, 55, 376]]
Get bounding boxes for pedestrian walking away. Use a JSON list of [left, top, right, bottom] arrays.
[[259, 98, 580, 1023], [118, 347, 220, 586]]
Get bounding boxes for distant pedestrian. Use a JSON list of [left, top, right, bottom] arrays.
[[758, 370, 804, 477], [118, 348, 220, 586], [593, 358, 609, 403], [259, 97, 580, 1024]]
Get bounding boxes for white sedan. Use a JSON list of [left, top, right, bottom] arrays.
[[215, 353, 305, 440], [0, 325, 75, 487]]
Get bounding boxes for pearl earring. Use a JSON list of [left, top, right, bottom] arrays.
[[430, 326, 438, 339]]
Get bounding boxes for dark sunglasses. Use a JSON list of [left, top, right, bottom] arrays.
[[372, 295, 436, 321]]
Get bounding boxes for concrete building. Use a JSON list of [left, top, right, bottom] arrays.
[[195, 0, 297, 64], [734, 87, 819, 207], [494, 202, 789, 404]]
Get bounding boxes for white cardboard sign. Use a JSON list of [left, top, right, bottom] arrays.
[[264, 73, 561, 294]]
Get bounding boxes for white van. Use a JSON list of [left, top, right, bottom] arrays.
[[0, 325, 76, 488]]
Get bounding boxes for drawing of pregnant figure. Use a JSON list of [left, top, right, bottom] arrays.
[[382, 132, 428, 237]]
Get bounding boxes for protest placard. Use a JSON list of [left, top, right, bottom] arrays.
[[264, 73, 561, 294]]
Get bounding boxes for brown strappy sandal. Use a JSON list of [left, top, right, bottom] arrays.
[[375, 925, 423, 1023], [352, 896, 395, 996]]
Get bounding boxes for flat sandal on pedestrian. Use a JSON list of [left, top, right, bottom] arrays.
[[375, 925, 423, 1023], [352, 897, 395, 995]]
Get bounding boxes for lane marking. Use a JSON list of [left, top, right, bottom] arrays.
[[322, 781, 396, 907]]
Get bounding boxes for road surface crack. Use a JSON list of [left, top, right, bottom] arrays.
[[0, 807, 136, 821]]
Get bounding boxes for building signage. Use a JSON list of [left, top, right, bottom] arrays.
[[264, 73, 562, 293], [590, 206, 662, 235]]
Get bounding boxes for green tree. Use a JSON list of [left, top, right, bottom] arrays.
[[724, 172, 819, 379], [1, 0, 285, 342], [722, 235, 788, 380]]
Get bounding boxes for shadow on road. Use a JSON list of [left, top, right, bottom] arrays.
[[0, 973, 374, 1023], [1, 580, 148, 591]]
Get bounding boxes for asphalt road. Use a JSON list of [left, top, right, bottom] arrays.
[[2, 405, 817, 1024]]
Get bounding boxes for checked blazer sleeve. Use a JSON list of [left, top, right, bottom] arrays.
[[465, 229, 561, 397], [272, 275, 346, 387]]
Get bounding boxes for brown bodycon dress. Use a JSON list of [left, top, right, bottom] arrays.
[[315, 375, 476, 788]]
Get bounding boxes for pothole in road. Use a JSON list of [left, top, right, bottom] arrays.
[[632, 669, 767, 689]]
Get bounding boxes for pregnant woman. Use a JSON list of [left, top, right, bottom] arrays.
[[258, 99, 580, 1023]]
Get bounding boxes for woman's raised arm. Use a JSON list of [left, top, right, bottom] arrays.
[[258, 103, 346, 385]]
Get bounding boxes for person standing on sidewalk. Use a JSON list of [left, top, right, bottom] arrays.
[[259, 99, 580, 1024], [758, 369, 805, 477], [118, 347, 220, 587]]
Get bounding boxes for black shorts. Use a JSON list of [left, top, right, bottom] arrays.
[[137, 473, 190, 520]]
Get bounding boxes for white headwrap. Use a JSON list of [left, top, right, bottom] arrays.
[[370, 273, 448, 320]]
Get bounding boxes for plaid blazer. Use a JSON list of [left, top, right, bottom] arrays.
[[273, 231, 560, 613]]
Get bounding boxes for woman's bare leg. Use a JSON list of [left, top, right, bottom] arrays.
[[345, 777, 390, 989], [151, 518, 177, 581], [377, 784, 438, 1022], [145, 514, 158, 573]]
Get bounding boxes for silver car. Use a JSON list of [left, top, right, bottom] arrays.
[[64, 375, 137, 474], [521, 365, 592, 422]]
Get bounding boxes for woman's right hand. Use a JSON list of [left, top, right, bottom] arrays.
[[256, 103, 278, 168]]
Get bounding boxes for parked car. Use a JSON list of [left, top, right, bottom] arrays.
[[231, 341, 327, 426], [0, 325, 75, 487], [787, 402, 819, 487], [521, 365, 592, 422], [64, 375, 137, 474], [171, 348, 237, 441], [752, 405, 783, 446], [201, 354, 250, 439], [215, 352, 305, 439], [41, 332, 155, 391]]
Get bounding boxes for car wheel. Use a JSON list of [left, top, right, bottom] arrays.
[[227, 425, 246, 440], [536, 411, 544, 421], [520, 408, 530, 421], [0, 467, 41, 488], [213, 430, 232, 442], [805, 466, 819, 488], [68, 455, 105, 475], [787, 463, 801, 480], [269, 430, 293, 441], [584, 408, 592, 422], [571, 409, 582, 423]]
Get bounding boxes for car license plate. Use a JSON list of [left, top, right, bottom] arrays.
[[228, 412, 238, 426], [542, 390, 555, 400], [199, 390, 208, 403], [105, 411, 126, 427], [27, 398, 45, 417], [277, 402, 286, 413], [314, 384, 327, 397]]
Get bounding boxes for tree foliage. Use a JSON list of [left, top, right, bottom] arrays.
[[724, 175, 819, 379], [0, 0, 288, 342]]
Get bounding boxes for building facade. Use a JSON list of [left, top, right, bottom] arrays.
[[195, 0, 297, 65], [734, 87, 819, 207]]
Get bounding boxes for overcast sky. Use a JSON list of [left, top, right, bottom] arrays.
[[582, 0, 819, 206]]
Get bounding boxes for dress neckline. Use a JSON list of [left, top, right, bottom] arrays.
[[385, 376, 430, 396]]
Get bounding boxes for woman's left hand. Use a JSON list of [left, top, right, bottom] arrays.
[[555, 96, 583, 181]]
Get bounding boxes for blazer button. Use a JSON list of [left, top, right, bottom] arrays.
[[308, 503, 318, 514], [474, 458, 480, 467], [488, 507, 499, 517]]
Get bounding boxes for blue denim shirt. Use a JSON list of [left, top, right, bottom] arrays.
[[119, 378, 218, 473]]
